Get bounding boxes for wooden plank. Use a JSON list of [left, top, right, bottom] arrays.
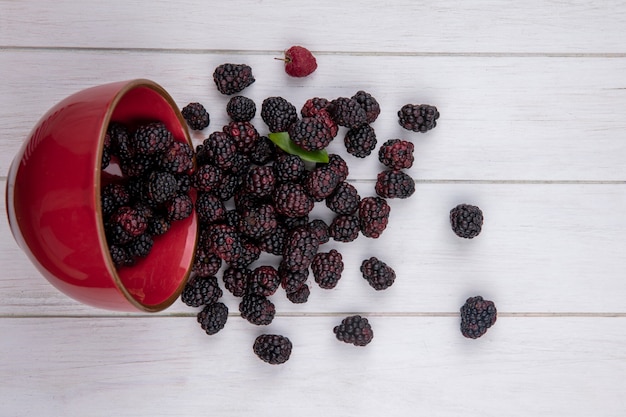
[[1, 0, 626, 54], [3, 178, 626, 315], [1, 51, 626, 181], [1, 316, 625, 416]]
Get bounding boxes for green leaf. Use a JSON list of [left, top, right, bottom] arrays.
[[268, 132, 329, 163]]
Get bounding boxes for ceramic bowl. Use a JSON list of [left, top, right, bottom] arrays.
[[5, 79, 197, 312]]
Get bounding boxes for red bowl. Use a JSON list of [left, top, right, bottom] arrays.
[[5, 79, 198, 312]]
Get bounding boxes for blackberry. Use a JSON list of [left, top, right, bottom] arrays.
[[206, 224, 244, 266], [282, 226, 320, 272], [261, 96, 298, 133], [253, 334, 292, 365], [223, 121, 259, 155], [273, 183, 314, 218], [304, 166, 342, 201], [119, 153, 154, 178], [273, 153, 305, 183], [286, 284, 310, 304], [108, 206, 148, 239], [225, 209, 242, 228], [288, 114, 335, 151], [192, 246, 222, 277], [175, 173, 193, 193], [248, 265, 280, 296], [200, 132, 237, 170], [311, 250, 344, 289], [450, 204, 483, 239], [460, 296, 497, 339], [325, 154, 349, 182], [333, 315, 373, 346], [301, 97, 330, 117], [107, 121, 132, 160], [314, 109, 339, 138], [308, 219, 330, 245], [360, 257, 395, 290], [181, 276, 223, 307], [147, 214, 171, 236], [344, 124, 377, 158], [158, 141, 194, 174], [181, 102, 210, 130], [358, 196, 390, 238], [329, 214, 360, 243], [133, 122, 174, 155], [398, 104, 439, 133], [239, 294, 275, 325], [108, 244, 134, 268], [228, 153, 252, 176], [226, 95, 256, 122], [325, 181, 360, 215], [258, 223, 288, 255], [328, 97, 368, 129], [279, 263, 309, 293], [351, 90, 380, 124], [100, 183, 130, 219], [215, 173, 241, 201], [243, 165, 276, 198], [164, 193, 194, 221], [378, 139, 414, 170], [250, 136, 276, 166], [195, 192, 226, 224], [281, 215, 309, 230], [238, 204, 278, 240], [142, 171, 179, 205], [375, 170, 415, 199], [229, 240, 261, 269], [213, 63, 255, 95], [197, 302, 228, 335], [126, 233, 154, 259], [222, 267, 250, 297], [102, 130, 111, 169]]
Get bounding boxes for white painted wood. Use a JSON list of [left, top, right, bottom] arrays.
[[2, 0, 626, 53], [2, 51, 626, 181], [1, 316, 625, 417]]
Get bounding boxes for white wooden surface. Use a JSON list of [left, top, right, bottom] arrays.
[[1, 1, 625, 416]]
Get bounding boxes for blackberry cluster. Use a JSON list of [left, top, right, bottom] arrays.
[[261, 96, 298, 133], [222, 267, 250, 297], [274, 153, 305, 183], [398, 104, 439, 132], [378, 139, 414, 170], [301, 97, 330, 117], [247, 265, 280, 296], [239, 294, 276, 325], [197, 302, 228, 335], [358, 197, 390, 238], [305, 164, 342, 201], [460, 296, 497, 339], [238, 204, 277, 240], [334, 315, 374, 346], [181, 276, 223, 307], [273, 183, 314, 218], [282, 226, 320, 272], [181, 102, 210, 130], [289, 114, 336, 151], [328, 97, 368, 129], [344, 124, 377, 158], [311, 250, 344, 289], [450, 204, 483, 239], [223, 121, 260, 155], [329, 214, 360, 242], [213, 63, 255, 95], [360, 257, 396, 290], [253, 334, 292, 365], [375, 170, 415, 199], [227, 96, 256, 122], [352, 90, 380, 124], [325, 181, 360, 215]]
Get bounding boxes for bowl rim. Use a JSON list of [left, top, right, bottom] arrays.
[[95, 78, 196, 312]]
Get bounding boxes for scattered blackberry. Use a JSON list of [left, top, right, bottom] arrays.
[[250, 136, 276, 165], [253, 334, 292, 365], [326, 154, 349, 182], [274, 153, 305, 183], [258, 223, 287, 255], [222, 267, 250, 297], [333, 315, 373, 346], [344, 124, 377, 158], [197, 302, 228, 335], [450, 204, 484, 239], [378, 139, 414, 170], [239, 294, 276, 325], [286, 284, 310, 304], [351, 90, 380, 124], [126, 233, 154, 259], [261, 96, 298, 133], [206, 224, 244, 266], [108, 244, 134, 268], [213, 63, 255, 95], [133, 122, 174, 156], [282, 226, 320, 272], [164, 193, 194, 221], [158, 141, 194, 174], [100, 183, 130, 219], [108, 206, 148, 239], [288, 114, 335, 151], [147, 214, 171, 236], [181, 276, 223, 307], [223, 121, 259, 155], [230, 240, 261, 269], [315, 108, 339, 137], [192, 246, 222, 277], [102, 130, 111, 169], [226, 96, 256, 122], [143, 171, 179, 205], [375, 170, 415, 199], [281, 215, 310, 230], [304, 166, 342, 201], [360, 257, 395, 290], [329, 214, 360, 243], [243, 165, 276, 198], [279, 264, 309, 293], [228, 153, 252, 176], [273, 183, 314, 218], [308, 219, 330, 245], [238, 204, 278, 239], [311, 250, 344, 289], [460, 296, 497, 339], [398, 104, 440, 132], [358, 196, 390, 238], [248, 265, 280, 296], [181, 102, 210, 130], [325, 181, 360, 215], [234, 188, 266, 213], [195, 192, 226, 224], [200, 132, 237, 170], [301, 97, 330, 117], [328, 97, 368, 129], [215, 173, 241, 201]]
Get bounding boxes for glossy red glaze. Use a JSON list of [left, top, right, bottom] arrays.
[[5, 79, 197, 312]]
